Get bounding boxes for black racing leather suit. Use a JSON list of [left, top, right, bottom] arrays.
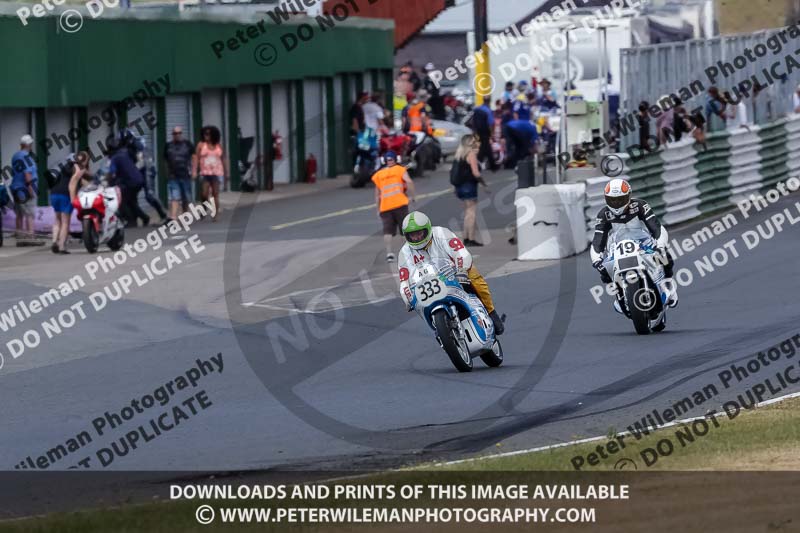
[[591, 198, 674, 283]]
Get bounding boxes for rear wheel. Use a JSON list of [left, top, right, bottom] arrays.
[[432, 309, 472, 372], [82, 219, 99, 254], [350, 158, 373, 188], [480, 339, 504, 368], [108, 227, 124, 251]]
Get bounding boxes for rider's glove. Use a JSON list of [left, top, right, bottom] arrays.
[[592, 259, 605, 273]]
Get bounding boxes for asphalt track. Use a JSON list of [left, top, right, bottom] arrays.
[[2, 167, 800, 488]]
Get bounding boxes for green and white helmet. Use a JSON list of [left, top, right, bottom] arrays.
[[402, 211, 433, 250]]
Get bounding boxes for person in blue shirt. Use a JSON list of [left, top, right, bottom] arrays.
[[109, 132, 148, 228], [10, 135, 38, 238], [503, 119, 539, 168], [512, 96, 532, 122]]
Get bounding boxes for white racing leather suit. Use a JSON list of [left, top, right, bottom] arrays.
[[398, 226, 496, 314]]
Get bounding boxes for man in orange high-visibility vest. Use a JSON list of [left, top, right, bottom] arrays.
[[372, 151, 416, 263]]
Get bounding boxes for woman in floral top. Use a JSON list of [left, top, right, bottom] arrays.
[[194, 125, 227, 222]]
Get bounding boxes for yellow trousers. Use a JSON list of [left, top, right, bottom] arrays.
[[468, 266, 495, 314]]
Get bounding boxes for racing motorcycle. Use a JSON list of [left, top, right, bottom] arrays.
[[409, 259, 503, 372], [71, 181, 125, 253], [602, 228, 671, 335]]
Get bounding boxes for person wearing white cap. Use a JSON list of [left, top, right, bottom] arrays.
[[422, 62, 445, 120], [793, 84, 800, 114], [10, 134, 38, 239]]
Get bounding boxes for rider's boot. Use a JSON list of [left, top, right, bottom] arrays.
[[613, 292, 631, 318], [489, 310, 505, 335], [662, 263, 678, 308], [663, 278, 679, 308]]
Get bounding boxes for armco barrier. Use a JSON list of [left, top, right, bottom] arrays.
[[516, 184, 587, 261], [583, 113, 800, 239]]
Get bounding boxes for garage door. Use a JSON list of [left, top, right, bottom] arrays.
[[45, 108, 73, 173], [271, 82, 292, 184], [237, 86, 258, 180], [166, 95, 192, 142], [87, 103, 114, 174], [303, 79, 325, 179]]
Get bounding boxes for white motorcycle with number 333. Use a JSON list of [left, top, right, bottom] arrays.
[[409, 259, 503, 372]]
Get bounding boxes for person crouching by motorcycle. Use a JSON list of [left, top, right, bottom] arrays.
[[398, 211, 505, 335], [372, 151, 416, 263], [109, 133, 149, 228], [590, 178, 679, 315]]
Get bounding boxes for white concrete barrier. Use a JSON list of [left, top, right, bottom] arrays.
[[515, 183, 587, 261]]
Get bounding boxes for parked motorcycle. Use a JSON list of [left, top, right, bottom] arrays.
[[350, 130, 380, 188], [602, 228, 671, 335], [71, 182, 125, 253], [409, 259, 503, 372]]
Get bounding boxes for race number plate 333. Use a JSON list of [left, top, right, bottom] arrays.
[[415, 278, 443, 303]]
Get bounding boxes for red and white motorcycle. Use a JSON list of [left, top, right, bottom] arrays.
[[71, 182, 125, 253]]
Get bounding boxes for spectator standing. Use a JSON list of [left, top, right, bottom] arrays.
[[501, 82, 517, 104], [499, 101, 514, 125], [164, 126, 196, 222], [400, 62, 421, 92], [723, 91, 749, 130], [637, 101, 652, 151], [537, 79, 558, 108], [470, 100, 496, 171], [371, 150, 416, 263], [350, 91, 369, 165], [10, 135, 38, 239], [656, 95, 677, 145], [512, 95, 531, 122], [450, 135, 489, 247], [422, 63, 446, 120], [793, 84, 800, 113], [109, 135, 148, 227], [362, 94, 385, 149], [195, 125, 226, 222], [671, 105, 693, 142], [705, 87, 728, 131], [49, 152, 86, 254]]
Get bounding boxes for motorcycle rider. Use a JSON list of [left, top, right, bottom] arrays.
[[398, 211, 505, 335], [590, 178, 678, 314]]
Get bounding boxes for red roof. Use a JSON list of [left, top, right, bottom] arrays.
[[325, 0, 450, 49]]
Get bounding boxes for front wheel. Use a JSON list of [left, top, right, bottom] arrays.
[[625, 277, 657, 335], [82, 218, 99, 254], [432, 309, 472, 372], [479, 339, 504, 368]]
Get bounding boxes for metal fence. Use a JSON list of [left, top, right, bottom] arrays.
[[620, 26, 800, 149]]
